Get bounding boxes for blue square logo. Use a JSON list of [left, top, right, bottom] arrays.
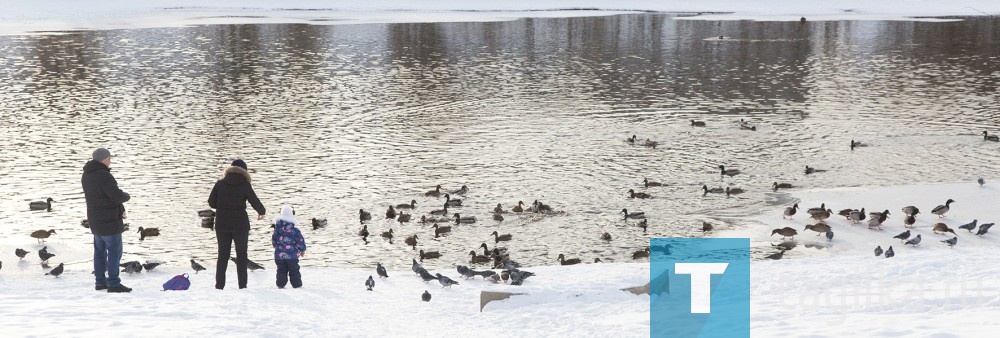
[[650, 238, 750, 338]]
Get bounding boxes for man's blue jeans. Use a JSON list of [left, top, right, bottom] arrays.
[[94, 233, 123, 287]]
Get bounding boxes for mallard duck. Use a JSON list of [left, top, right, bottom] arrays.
[[511, 201, 525, 213], [386, 206, 397, 219], [770, 227, 798, 240], [532, 200, 553, 213], [359, 209, 372, 223], [811, 209, 832, 221], [493, 203, 504, 214], [739, 119, 757, 131], [479, 243, 508, 257], [404, 234, 418, 250], [396, 200, 417, 209], [491, 230, 512, 243], [868, 213, 887, 230], [904, 214, 916, 228], [311, 218, 327, 230], [804, 165, 827, 175], [725, 187, 744, 197], [557, 253, 581, 265], [358, 224, 369, 238], [137, 227, 160, 241], [806, 203, 826, 215], [600, 231, 612, 241], [419, 249, 441, 261], [492, 212, 504, 224], [631, 247, 651, 260], [642, 139, 658, 148], [871, 209, 890, 223], [30, 229, 56, 243], [627, 189, 651, 199], [931, 199, 954, 217], [197, 209, 215, 217], [621, 208, 645, 220], [449, 185, 469, 195], [838, 208, 855, 219], [772, 182, 793, 191], [594, 258, 604, 263], [983, 131, 999, 141], [702, 221, 713, 232], [443, 193, 462, 207], [718, 165, 740, 177], [691, 120, 706, 127], [849, 208, 866, 224], [380, 228, 394, 242], [469, 250, 491, 264], [453, 213, 477, 224], [431, 223, 451, 238], [429, 204, 449, 216], [703, 185, 724, 196], [783, 203, 798, 219], [424, 185, 442, 197], [397, 212, 411, 224], [29, 198, 54, 211], [901, 206, 920, 216], [804, 223, 831, 235], [932, 223, 957, 235], [626, 135, 637, 144], [850, 139, 868, 150], [643, 178, 662, 187]]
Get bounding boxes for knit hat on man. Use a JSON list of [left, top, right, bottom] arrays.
[[231, 159, 248, 170], [92, 148, 113, 161]]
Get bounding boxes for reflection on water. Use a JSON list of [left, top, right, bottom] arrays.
[[0, 15, 997, 270]]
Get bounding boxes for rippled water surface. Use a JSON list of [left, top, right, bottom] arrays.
[[1, 15, 998, 270]]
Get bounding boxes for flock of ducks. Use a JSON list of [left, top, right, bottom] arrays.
[[18, 126, 995, 283], [198, 181, 651, 288], [771, 192, 995, 260], [7, 197, 171, 279], [672, 121, 998, 260]]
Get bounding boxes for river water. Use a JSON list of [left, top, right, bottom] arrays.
[[1, 14, 997, 271]]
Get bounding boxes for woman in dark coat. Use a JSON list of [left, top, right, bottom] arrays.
[[208, 159, 266, 289]]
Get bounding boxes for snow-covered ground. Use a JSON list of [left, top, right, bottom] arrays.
[[1, 0, 998, 35]]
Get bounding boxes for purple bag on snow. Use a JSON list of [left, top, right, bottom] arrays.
[[162, 273, 191, 291]]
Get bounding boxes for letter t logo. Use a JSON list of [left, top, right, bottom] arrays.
[[675, 263, 729, 313]]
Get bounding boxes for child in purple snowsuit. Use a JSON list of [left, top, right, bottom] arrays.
[[272, 205, 306, 288]]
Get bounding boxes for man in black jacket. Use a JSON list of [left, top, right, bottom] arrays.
[[82, 147, 132, 293]]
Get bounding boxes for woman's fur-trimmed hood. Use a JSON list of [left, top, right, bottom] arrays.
[[221, 165, 252, 183]]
